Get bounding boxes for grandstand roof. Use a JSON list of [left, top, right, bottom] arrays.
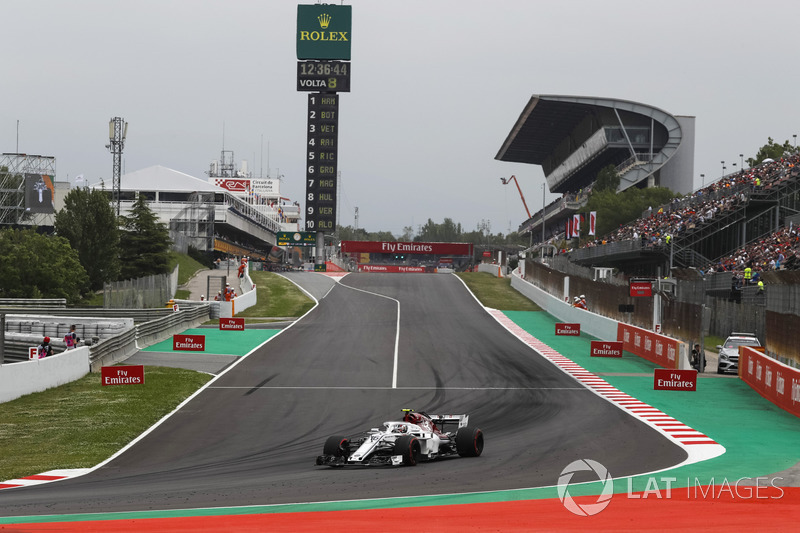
[[495, 96, 597, 165], [495, 95, 693, 196], [90, 165, 224, 193]]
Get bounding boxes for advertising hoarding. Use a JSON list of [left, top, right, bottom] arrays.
[[297, 4, 352, 60], [341, 241, 473, 256], [173, 334, 206, 351], [101, 365, 145, 386], [24, 173, 55, 214]]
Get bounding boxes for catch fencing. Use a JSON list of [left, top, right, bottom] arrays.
[[103, 266, 179, 309]]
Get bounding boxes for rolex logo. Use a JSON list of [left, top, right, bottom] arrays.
[[317, 13, 331, 29]]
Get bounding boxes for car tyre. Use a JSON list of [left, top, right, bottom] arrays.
[[393, 435, 421, 466], [323, 435, 350, 457], [456, 426, 484, 457]]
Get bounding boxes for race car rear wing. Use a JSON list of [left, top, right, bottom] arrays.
[[428, 414, 469, 430]]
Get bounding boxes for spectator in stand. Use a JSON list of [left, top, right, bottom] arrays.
[[581, 154, 800, 252]]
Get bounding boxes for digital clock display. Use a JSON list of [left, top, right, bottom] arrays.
[[297, 61, 351, 92]]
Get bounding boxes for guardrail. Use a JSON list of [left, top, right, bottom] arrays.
[[88, 304, 211, 371], [0, 298, 66, 307], [0, 307, 175, 323], [2, 305, 211, 371]]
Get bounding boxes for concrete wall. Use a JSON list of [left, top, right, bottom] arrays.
[[478, 263, 506, 277], [660, 115, 696, 195], [0, 347, 90, 403], [510, 268, 619, 341]]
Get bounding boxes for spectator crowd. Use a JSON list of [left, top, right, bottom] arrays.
[[577, 154, 800, 276]]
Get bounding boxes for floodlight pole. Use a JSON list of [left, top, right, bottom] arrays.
[[107, 117, 128, 217]]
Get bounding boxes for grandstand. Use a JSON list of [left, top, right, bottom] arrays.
[[495, 95, 695, 245], [568, 155, 800, 276]]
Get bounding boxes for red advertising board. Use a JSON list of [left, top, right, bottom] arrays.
[[173, 334, 206, 351], [630, 281, 653, 297], [219, 317, 245, 331], [358, 265, 429, 273], [341, 241, 473, 256], [740, 347, 800, 419], [654, 368, 697, 391], [101, 365, 145, 386], [591, 340, 623, 357], [617, 323, 680, 369], [555, 323, 581, 336]]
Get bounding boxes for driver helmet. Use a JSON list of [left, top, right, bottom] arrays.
[[574, 296, 580, 302], [404, 412, 425, 425], [43, 336, 50, 343]]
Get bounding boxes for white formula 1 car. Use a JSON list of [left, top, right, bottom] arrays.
[[315, 409, 484, 467]]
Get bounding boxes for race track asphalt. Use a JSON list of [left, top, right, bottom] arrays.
[[0, 273, 686, 517]]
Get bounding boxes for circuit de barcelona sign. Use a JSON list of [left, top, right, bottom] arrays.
[[297, 4, 352, 60]]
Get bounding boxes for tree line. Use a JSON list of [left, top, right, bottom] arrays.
[[336, 218, 530, 247], [0, 184, 171, 303]]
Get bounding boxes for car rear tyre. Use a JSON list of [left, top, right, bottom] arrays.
[[393, 435, 421, 466], [456, 427, 484, 457], [323, 435, 350, 457]]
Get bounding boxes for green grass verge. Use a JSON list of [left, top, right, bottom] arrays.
[[168, 252, 207, 286], [236, 271, 315, 318], [75, 291, 104, 307], [704, 334, 724, 349], [174, 288, 191, 300], [0, 366, 211, 481], [455, 272, 541, 311]]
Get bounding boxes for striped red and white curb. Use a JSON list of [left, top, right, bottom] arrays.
[[488, 310, 723, 457], [0, 468, 90, 491]]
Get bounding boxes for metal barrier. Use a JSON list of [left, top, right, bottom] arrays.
[[0, 298, 66, 307], [88, 304, 210, 371], [2, 304, 211, 370], [0, 307, 175, 323]]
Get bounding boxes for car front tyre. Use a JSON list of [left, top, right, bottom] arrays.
[[393, 435, 421, 466], [323, 435, 350, 457]]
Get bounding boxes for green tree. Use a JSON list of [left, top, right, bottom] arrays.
[[54, 186, 120, 290], [584, 186, 675, 238], [747, 137, 796, 167], [118, 195, 172, 280], [400, 225, 415, 241], [0, 228, 89, 302], [415, 218, 463, 242], [594, 164, 620, 192], [336, 225, 398, 242]]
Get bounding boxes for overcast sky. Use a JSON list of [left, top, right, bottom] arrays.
[[3, 0, 799, 237]]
